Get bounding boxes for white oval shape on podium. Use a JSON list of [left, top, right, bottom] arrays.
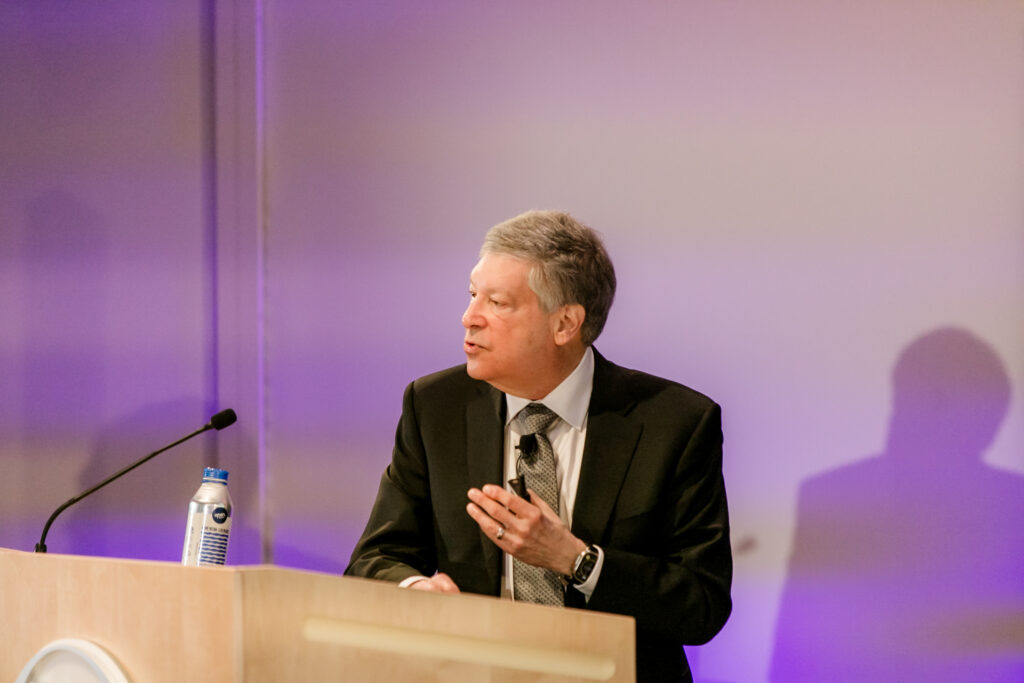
[[16, 638, 130, 683]]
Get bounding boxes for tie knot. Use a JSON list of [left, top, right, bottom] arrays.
[[516, 403, 559, 435]]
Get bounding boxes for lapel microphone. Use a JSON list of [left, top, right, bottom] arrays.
[[510, 434, 538, 500], [516, 434, 538, 462]]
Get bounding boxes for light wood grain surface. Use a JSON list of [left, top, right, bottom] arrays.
[[1, 549, 635, 682]]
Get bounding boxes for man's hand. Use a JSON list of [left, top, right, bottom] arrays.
[[407, 572, 461, 593], [467, 484, 586, 575]]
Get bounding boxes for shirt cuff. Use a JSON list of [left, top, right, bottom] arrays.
[[399, 575, 430, 588], [571, 545, 604, 601]]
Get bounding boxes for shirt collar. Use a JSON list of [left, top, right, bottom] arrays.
[[505, 346, 594, 430]]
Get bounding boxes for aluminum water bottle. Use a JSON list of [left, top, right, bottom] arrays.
[[181, 467, 232, 566]]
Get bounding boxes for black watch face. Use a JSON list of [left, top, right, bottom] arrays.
[[574, 550, 597, 583]]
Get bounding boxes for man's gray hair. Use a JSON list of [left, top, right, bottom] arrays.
[[480, 210, 616, 346]]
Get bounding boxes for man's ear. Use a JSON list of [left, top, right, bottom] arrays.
[[552, 304, 586, 346]]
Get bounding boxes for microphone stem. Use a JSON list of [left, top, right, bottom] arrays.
[[35, 423, 212, 553]]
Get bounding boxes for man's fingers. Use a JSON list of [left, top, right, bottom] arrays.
[[469, 484, 540, 521], [409, 572, 461, 594], [467, 486, 517, 525], [525, 488, 559, 520], [466, 499, 509, 544], [467, 485, 551, 554], [431, 572, 461, 593], [466, 499, 496, 528], [480, 483, 515, 507]]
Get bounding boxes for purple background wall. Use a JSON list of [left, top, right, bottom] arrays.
[[2, 1, 1021, 680]]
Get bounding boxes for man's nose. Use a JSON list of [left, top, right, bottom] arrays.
[[462, 299, 484, 329]]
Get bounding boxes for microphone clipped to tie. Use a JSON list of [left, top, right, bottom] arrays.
[[509, 434, 538, 501], [516, 434, 538, 462]]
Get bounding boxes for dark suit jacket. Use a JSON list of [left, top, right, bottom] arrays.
[[345, 350, 732, 681]]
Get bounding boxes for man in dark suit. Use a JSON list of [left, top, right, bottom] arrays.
[[346, 210, 731, 681]]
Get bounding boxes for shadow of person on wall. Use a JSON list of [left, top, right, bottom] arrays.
[[771, 327, 1024, 682]]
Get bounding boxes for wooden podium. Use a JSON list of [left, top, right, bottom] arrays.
[[0, 549, 635, 682]]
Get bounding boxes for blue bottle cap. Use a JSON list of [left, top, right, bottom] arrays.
[[202, 467, 229, 482]]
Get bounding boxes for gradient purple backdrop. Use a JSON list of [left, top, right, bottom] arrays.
[[2, 2, 1022, 681]]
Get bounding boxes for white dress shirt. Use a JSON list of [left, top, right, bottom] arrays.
[[502, 345, 604, 600]]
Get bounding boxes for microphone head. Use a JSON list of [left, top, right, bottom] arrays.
[[516, 434, 538, 460], [210, 409, 237, 431]]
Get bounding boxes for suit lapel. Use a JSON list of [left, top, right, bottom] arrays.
[[465, 382, 506, 592], [572, 351, 642, 544]]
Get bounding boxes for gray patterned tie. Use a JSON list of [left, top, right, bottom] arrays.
[[512, 403, 564, 605]]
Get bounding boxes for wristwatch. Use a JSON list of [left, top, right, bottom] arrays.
[[569, 544, 600, 585]]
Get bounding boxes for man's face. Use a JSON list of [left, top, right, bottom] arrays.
[[462, 253, 559, 397]]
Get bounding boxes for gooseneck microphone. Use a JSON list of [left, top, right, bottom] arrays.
[[34, 408, 238, 553]]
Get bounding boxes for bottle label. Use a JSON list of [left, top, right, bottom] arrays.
[[181, 507, 232, 566], [197, 522, 231, 565]]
